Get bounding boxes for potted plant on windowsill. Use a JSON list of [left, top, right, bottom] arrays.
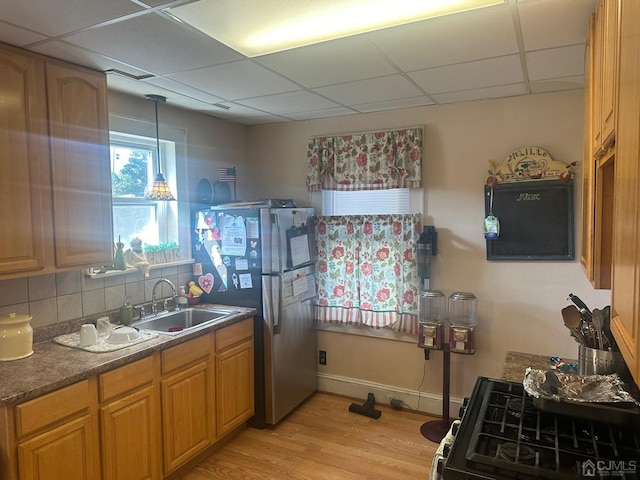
[[143, 242, 180, 265]]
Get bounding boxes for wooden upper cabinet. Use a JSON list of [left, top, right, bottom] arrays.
[[46, 62, 114, 268], [600, 0, 620, 148], [610, 0, 640, 385], [591, 0, 620, 156], [581, 15, 595, 281], [0, 45, 53, 275]]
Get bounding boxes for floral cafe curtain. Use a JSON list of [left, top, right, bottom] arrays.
[[307, 127, 423, 191], [314, 214, 421, 334]]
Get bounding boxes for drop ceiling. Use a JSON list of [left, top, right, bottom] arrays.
[[0, 0, 595, 126]]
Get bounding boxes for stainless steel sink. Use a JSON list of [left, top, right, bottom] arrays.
[[132, 308, 239, 335]]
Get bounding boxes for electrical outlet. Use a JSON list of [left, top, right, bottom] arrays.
[[319, 350, 326, 365]]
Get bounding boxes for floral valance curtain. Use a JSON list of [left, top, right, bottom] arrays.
[[307, 127, 423, 191], [314, 214, 421, 334]]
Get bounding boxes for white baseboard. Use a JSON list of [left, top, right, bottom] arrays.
[[317, 373, 463, 419]]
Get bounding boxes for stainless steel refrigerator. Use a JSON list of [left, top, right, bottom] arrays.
[[192, 201, 317, 426]]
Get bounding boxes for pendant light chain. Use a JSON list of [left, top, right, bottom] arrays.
[[144, 94, 175, 201]]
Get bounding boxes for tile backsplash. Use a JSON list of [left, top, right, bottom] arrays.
[[0, 264, 193, 328]]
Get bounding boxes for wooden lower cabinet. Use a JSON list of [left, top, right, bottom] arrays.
[[215, 319, 254, 437], [18, 416, 97, 480], [1, 320, 255, 480], [99, 356, 160, 480], [15, 380, 100, 480], [160, 334, 215, 474]]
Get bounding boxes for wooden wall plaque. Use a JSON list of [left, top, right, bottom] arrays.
[[484, 180, 574, 261]]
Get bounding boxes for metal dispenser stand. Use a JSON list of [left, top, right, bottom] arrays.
[[414, 226, 451, 442], [421, 291, 477, 443]]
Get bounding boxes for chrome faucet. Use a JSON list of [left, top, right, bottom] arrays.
[[151, 278, 177, 315]]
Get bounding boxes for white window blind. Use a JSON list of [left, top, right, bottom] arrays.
[[322, 188, 410, 215]]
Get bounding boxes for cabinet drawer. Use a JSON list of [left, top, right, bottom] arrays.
[[215, 318, 253, 352], [99, 355, 154, 403], [162, 334, 211, 375], [15, 380, 90, 438]]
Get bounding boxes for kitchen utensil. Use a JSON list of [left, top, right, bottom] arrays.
[[568, 293, 592, 320], [591, 308, 606, 350], [561, 305, 586, 344], [79, 324, 98, 346], [0, 313, 33, 361]]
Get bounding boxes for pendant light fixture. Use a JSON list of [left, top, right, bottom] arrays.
[[144, 94, 175, 201]]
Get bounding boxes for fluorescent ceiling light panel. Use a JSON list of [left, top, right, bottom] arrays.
[[169, 0, 505, 57]]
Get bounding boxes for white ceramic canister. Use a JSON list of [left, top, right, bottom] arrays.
[[0, 312, 34, 361]]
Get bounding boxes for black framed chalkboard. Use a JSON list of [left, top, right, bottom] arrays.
[[484, 180, 574, 261]]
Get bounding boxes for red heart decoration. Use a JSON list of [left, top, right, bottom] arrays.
[[198, 273, 214, 294]]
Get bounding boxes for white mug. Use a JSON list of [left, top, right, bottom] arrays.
[[79, 324, 98, 346]]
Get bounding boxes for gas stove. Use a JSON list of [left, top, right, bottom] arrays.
[[442, 377, 640, 480]]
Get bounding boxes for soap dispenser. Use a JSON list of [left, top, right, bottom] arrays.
[[177, 287, 189, 310], [120, 296, 134, 326]]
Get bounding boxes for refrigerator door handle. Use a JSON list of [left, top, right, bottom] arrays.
[[272, 213, 283, 273], [262, 274, 282, 335]]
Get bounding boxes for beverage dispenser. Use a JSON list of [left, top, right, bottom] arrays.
[[418, 290, 445, 349], [447, 292, 477, 354]]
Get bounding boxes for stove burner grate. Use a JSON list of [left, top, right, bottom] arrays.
[[444, 377, 640, 480]]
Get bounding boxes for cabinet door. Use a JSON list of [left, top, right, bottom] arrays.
[[161, 360, 214, 474], [45, 62, 113, 268], [591, 0, 604, 153], [100, 386, 160, 480], [0, 45, 53, 275], [581, 14, 596, 281], [216, 339, 254, 437], [18, 415, 100, 480], [600, 0, 620, 148], [610, 0, 640, 384]]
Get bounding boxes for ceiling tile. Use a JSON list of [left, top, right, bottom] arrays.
[[367, 4, 518, 72], [143, 76, 225, 104], [517, 0, 596, 51], [212, 102, 277, 119], [313, 75, 423, 106], [0, 21, 47, 46], [31, 40, 152, 77], [285, 107, 359, 121], [526, 44, 585, 81], [236, 91, 341, 115], [63, 12, 242, 75], [233, 115, 290, 126], [255, 35, 398, 88], [106, 74, 173, 101], [431, 83, 527, 104], [353, 96, 436, 114], [166, 60, 301, 100], [409, 55, 523, 95], [530, 76, 583, 93], [0, 0, 143, 37]]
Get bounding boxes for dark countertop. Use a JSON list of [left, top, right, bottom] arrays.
[[501, 351, 577, 383], [0, 304, 256, 408]]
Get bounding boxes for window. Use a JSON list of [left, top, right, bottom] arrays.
[[315, 188, 421, 335], [110, 132, 179, 249]]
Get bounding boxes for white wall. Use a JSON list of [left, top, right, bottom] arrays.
[[246, 90, 612, 414]]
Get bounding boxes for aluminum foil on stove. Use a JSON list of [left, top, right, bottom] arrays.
[[523, 368, 640, 405]]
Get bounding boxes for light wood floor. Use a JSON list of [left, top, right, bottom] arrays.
[[178, 392, 440, 479]]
